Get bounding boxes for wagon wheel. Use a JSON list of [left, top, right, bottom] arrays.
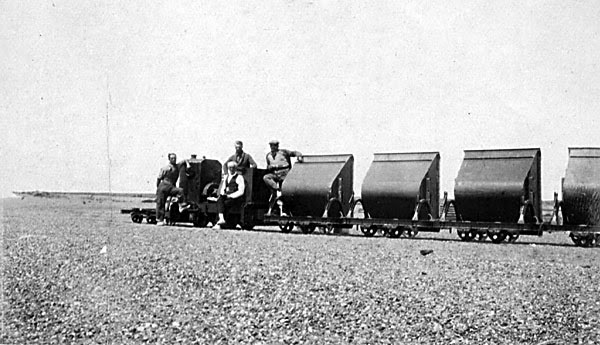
[[404, 226, 419, 238], [299, 224, 316, 234], [147, 216, 157, 224], [131, 214, 143, 223], [477, 232, 487, 241], [457, 228, 475, 241], [388, 226, 404, 238], [363, 225, 378, 238], [322, 199, 344, 235], [320, 224, 337, 235], [279, 221, 294, 233], [506, 232, 520, 243], [193, 213, 208, 228], [488, 230, 508, 244]]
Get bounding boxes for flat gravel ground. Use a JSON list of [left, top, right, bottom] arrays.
[[2, 196, 600, 344]]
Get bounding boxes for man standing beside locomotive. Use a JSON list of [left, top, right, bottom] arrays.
[[213, 161, 246, 229], [155, 153, 191, 226], [223, 140, 257, 175], [263, 140, 303, 200]]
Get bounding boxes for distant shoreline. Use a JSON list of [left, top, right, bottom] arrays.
[[12, 190, 555, 205], [12, 191, 155, 198]]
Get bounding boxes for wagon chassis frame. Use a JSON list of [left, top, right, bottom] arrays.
[[265, 215, 600, 237]]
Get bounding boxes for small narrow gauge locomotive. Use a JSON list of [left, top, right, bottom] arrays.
[[122, 155, 272, 230]]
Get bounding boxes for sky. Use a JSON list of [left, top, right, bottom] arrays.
[[1, 0, 599, 199]]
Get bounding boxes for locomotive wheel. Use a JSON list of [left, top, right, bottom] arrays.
[[207, 214, 219, 227], [404, 227, 418, 238], [241, 207, 256, 230], [131, 214, 143, 223], [488, 231, 508, 244], [224, 214, 241, 229], [241, 220, 255, 230], [279, 222, 294, 233], [193, 213, 208, 228], [299, 224, 316, 234], [363, 225, 378, 237], [147, 216, 157, 224], [457, 229, 475, 241], [388, 227, 403, 238]]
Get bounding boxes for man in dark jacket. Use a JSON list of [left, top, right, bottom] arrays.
[[155, 153, 191, 226], [223, 140, 257, 175]]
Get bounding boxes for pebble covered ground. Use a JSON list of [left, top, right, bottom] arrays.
[[2, 195, 600, 344]]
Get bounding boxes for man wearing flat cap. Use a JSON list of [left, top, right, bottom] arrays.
[[223, 140, 256, 175], [263, 140, 302, 199]]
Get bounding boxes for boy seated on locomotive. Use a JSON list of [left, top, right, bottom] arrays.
[[222, 140, 257, 175], [212, 161, 246, 229]]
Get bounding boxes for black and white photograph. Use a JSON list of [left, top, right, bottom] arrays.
[[2, 1, 600, 344]]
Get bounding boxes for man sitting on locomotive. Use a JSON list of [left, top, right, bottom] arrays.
[[263, 140, 302, 200], [213, 161, 246, 229], [156, 153, 191, 226], [223, 140, 257, 175]]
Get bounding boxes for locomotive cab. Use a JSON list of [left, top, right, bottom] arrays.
[[165, 155, 222, 226]]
